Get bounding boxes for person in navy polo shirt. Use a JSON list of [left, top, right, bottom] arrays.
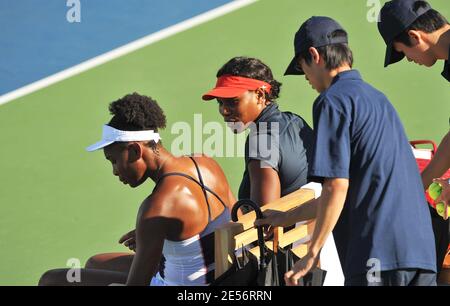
[[256, 16, 436, 286], [378, 0, 450, 282]]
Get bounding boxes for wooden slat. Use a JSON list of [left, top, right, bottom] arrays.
[[214, 222, 243, 279], [236, 189, 315, 231], [279, 224, 308, 248], [214, 188, 316, 279], [234, 222, 311, 252], [249, 243, 309, 261], [234, 227, 259, 248], [273, 227, 279, 251]]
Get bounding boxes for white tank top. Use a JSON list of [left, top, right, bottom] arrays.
[[151, 157, 230, 286], [156, 210, 230, 286]]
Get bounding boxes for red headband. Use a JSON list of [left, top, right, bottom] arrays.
[[202, 75, 272, 101]]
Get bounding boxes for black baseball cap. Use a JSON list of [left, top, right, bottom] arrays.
[[378, 0, 432, 67], [284, 16, 348, 76]]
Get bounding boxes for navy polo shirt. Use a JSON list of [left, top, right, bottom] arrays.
[[309, 70, 436, 279], [442, 45, 449, 82], [238, 103, 314, 199]]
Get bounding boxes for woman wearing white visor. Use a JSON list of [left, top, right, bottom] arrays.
[[39, 93, 235, 286]]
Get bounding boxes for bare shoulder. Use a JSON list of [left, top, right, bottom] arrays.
[[190, 154, 228, 177], [139, 176, 198, 219], [138, 176, 208, 240], [190, 154, 235, 211]]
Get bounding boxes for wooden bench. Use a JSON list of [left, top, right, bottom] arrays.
[[214, 186, 320, 279]]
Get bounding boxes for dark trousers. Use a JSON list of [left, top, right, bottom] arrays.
[[345, 269, 437, 286], [429, 206, 449, 275]]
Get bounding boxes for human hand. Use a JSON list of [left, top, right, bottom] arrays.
[[284, 252, 319, 286], [433, 178, 450, 220], [119, 229, 136, 252], [253, 210, 287, 237]]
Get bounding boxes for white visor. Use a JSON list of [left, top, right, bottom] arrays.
[[86, 125, 161, 152]]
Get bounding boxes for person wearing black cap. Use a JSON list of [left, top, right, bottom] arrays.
[[378, 0, 449, 82], [257, 16, 437, 286], [378, 0, 450, 283]]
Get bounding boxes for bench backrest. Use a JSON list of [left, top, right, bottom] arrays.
[[214, 187, 318, 279]]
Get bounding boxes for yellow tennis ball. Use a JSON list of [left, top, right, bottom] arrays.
[[428, 182, 442, 201], [435, 203, 449, 218]]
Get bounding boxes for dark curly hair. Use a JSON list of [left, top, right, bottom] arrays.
[[216, 57, 282, 102], [107, 92, 166, 132], [107, 93, 166, 148]]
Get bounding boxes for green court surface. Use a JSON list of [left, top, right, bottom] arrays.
[[0, 0, 449, 285]]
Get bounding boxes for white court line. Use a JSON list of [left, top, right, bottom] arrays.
[[0, 0, 258, 106]]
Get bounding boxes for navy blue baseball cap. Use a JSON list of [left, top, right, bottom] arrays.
[[378, 0, 432, 67], [284, 16, 348, 76]]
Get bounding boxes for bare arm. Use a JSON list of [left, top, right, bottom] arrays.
[[285, 178, 348, 286], [283, 197, 319, 224], [248, 160, 281, 207], [125, 200, 175, 286], [308, 178, 348, 257], [254, 197, 319, 229], [422, 131, 450, 189]]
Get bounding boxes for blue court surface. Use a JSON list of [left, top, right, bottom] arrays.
[[0, 0, 232, 95]]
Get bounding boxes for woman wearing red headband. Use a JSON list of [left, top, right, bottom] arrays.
[[202, 57, 314, 209]]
